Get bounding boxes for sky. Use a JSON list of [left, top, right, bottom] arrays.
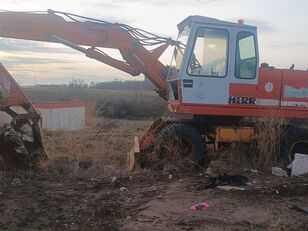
[[0, 0, 307, 85]]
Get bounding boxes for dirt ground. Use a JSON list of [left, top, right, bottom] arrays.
[[0, 119, 307, 231]]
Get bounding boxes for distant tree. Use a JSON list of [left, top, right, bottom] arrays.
[[93, 78, 154, 91], [68, 78, 88, 88], [90, 81, 96, 88]]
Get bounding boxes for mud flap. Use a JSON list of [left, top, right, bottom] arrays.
[[127, 136, 140, 171]]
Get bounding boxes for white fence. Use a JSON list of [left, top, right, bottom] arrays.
[[0, 101, 85, 131]]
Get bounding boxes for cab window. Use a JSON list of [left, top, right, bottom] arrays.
[[235, 32, 257, 79], [187, 28, 229, 77]]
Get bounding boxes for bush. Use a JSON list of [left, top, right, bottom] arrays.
[[254, 112, 283, 171], [96, 96, 166, 119]]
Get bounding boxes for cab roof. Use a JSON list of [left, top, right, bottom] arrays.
[[177, 15, 257, 31]]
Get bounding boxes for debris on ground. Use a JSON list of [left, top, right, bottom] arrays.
[[11, 177, 21, 186], [250, 169, 258, 174], [204, 167, 212, 175], [290, 153, 308, 176], [205, 174, 249, 189], [217, 186, 246, 191], [120, 187, 128, 192], [271, 167, 288, 177], [1, 119, 307, 230], [111, 176, 117, 183], [190, 202, 210, 211], [291, 205, 308, 215]]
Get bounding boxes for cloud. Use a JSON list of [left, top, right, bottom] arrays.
[[0, 38, 76, 54], [82, 0, 223, 6], [0, 0, 35, 5], [111, 0, 223, 6], [73, 0, 135, 24], [77, 0, 120, 10], [227, 18, 275, 33], [2, 56, 73, 65], [245, 19, 275, 33], [271, 42, 308, 50]]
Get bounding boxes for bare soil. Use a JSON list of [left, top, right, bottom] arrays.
[[0, 119, 307, 231]]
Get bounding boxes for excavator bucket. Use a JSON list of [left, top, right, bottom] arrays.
[[127, 118, 170, 171], [0, 62, 48, 168], [127, 136, 140, 171]]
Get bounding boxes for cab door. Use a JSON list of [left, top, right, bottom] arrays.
[[180, 26, 230, 105]]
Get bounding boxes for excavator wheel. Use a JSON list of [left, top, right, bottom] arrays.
[[154, 123, 205, 170], [279, 126, 308, 168]]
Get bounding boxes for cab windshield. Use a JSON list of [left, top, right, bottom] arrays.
[[167, 24, 190, 81], [175, 24, 190, 70]]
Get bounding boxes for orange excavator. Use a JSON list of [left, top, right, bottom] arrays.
[[0, 10, 307, 169]]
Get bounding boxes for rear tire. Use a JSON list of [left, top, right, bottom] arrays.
[[154, 123, 205, 170], [280, 126, 308, 167]]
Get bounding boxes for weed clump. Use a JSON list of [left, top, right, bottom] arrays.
[[254, 112, 283, 171]]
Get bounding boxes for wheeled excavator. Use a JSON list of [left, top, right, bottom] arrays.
[[0, 10, 307, 169]]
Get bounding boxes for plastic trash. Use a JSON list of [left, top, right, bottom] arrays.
[[271, 167, 288, 177], [190, 202, 210, 211], [205, 174, 249, 189], [217, 186, 246, 191], [119, 187, 127, 192], [291, 205, 308, 215], [291, 153, 308, 176]]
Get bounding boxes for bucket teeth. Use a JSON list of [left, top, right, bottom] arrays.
[[0, 120, 48, 167], [3, 123, 29, 157]]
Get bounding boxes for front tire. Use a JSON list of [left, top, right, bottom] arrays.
[[154, 123, 205, 170]]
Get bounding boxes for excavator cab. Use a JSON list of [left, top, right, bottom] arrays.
[[167, 16, 259, 108]]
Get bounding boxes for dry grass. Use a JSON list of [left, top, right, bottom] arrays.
[[207, 112, 284, 174], [254, 111, 283, 171], [26, 88, 166, 120], [95, 94, 166, 119], [145, 126, 205, 174], [85, 101, 99, 126], [42, 123, 126, 177], [40, 119, 151, 178], [147, 142, 197, 174], [207, 144, 251, 175]]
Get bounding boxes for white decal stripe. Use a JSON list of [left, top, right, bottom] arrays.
[[256, 99, 308, 107], [256, 99, 280, 106], [281, 101, 308, 107]]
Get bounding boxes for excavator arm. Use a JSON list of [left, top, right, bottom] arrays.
[[0, 62, 47, 167], [0, 9, 178, 98], [0, 9, 179, 168]]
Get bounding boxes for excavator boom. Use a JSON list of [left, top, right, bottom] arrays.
[[0, 9, 178, 168], [0, 9, 177, 98]]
